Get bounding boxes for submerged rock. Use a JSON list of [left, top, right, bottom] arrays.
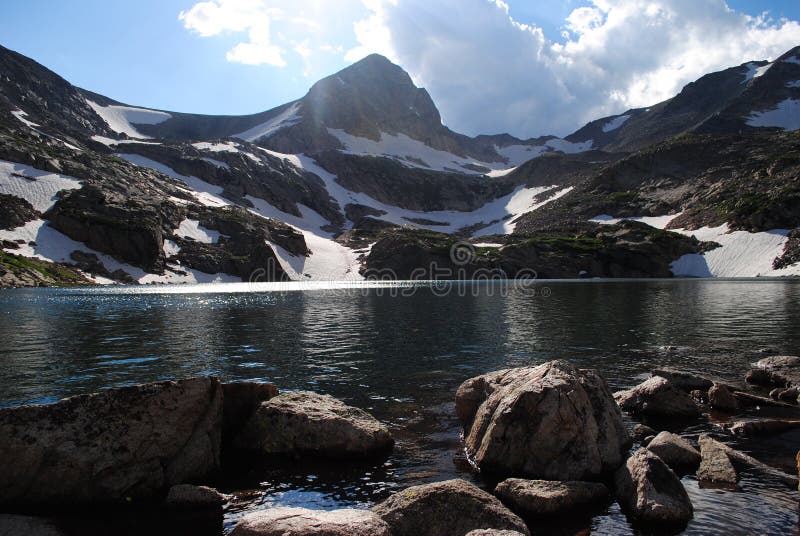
[[615, 376, 700, 418], [646, 432, 701, 472], [708, 384, 738, 412], [614, 448, 693, 526], [372, 479, 530, 536], [165, 484, 225, 508], [0, 515, 65, 536], [746, 356, 800, 387], [494, 478, 610, 516], [0, 377, 222, 504], [651, 369, 713, 392], [456, 361, 629, 480], [230, 507, 391, 536], [234, 391, 393, 458], [697, 435, 739, 487], [730, 419, 800, 437]]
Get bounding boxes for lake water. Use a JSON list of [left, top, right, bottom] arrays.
[[1, 279, 800, 535]]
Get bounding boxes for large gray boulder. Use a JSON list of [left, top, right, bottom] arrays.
[[0, 377, 222, 504], [456, 361, 629, 480], [372, 479, 530, 536], [234, 391, 393, 458], [494, 478, 609, 516], [230, 507, 391, 536], [615, 376, 700, 418], [614, 448, 693, 526], [645, 432, 701, 472]]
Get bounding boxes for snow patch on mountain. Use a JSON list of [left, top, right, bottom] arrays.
[[175, 219, 221, 243], [91, 136, 161, 147], [475, 187, 574, 236], [192, 141, 262, 164], [602, 115, 631, 133], [590, 213, 682, 229], [0, 160, 81, 211], [747, 99, 800, 131], [115, 154, 229, 207], [86, 101, 171, 139], [784, 55, 800, 65], [494, 145, 548, 167], [742, 62, 772, 83], [233, 103, 302, 142], [787, 81, 800, 88], [671, 225, 798, 277], [11, 110, 38, 129]]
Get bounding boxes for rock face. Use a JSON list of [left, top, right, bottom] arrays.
[[645, 432, 701, 472], [614, 448, 693, 526], [0, 377, 222, 504], [494, 478, 610, 516], [615, 376, 700, 418], [372, 479, 530, 536], [651, 369, 713, 392], [165, 484, 225, 508], [230, 507, 391, 536], [456, 361, 629, 480], [234, 391, 393, 458], [708, 384, 738, 412]]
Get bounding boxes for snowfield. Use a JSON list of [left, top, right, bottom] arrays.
[[602, 115, 630, 133], [589, 213, 799, 277], [328, 129, 593, 176], [86, 100, 171, 139], [0, 160, 81, 211], [747, 99, 800, 131], [233, 103, 302, 142]]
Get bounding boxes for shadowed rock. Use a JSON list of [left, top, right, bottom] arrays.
[[372, 479, 530, 536], [0, 515, 65, 536], [222, 381, 279, 441], [494, 478, 610, 516], [165, 484, 225, 509], [651, 369, 713, 392], [230, 507, 391, 536], [614, 448, 693, 526], [746, 356, 800, 387], [0, 377, 222, 504], [456, 361, 629, 480], [708, 384, 738, 412], [646, 432, 701, 472], [234, 391, 393, 458]]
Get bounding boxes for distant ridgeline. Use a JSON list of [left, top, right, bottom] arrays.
[[1, 43, 799, 287]]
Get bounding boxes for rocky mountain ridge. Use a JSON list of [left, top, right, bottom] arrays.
[[1, 43, 799, 286]]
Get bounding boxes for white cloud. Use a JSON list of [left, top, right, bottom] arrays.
[[181, 0, 800, 137], [346, 0, 800, 136], [179, 0, 363, 69]]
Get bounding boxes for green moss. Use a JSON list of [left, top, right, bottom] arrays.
[[0, 251, 87, 285]]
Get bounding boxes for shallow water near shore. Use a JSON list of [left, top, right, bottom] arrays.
[[1, 279, 800, 535]]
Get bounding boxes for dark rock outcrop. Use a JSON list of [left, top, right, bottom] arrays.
[[165, 484, 225, 509], [651, 369, 713, 392], [456, 361, 629, 480], [0, 377, 222, 504], [0, 193, 40, 230], [222, 381, 279, 442], [372, 479, 530, 536], [708, 383, 738, 412]]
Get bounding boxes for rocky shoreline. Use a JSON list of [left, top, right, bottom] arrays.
[[1, 356, 800, 535]]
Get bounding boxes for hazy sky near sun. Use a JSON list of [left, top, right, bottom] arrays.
[[3, 1, 800, 137]]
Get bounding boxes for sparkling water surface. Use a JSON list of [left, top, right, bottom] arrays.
[[1, 279, 799, 535]]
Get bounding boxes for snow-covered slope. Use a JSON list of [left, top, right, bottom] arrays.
[[233, 103, 302, 142], [747, 99, 800, 131], [589, 213, 799, 277], [86, 101, 171, 139]]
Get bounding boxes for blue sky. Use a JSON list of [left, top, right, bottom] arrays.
[[3, 1, 800, 136]]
